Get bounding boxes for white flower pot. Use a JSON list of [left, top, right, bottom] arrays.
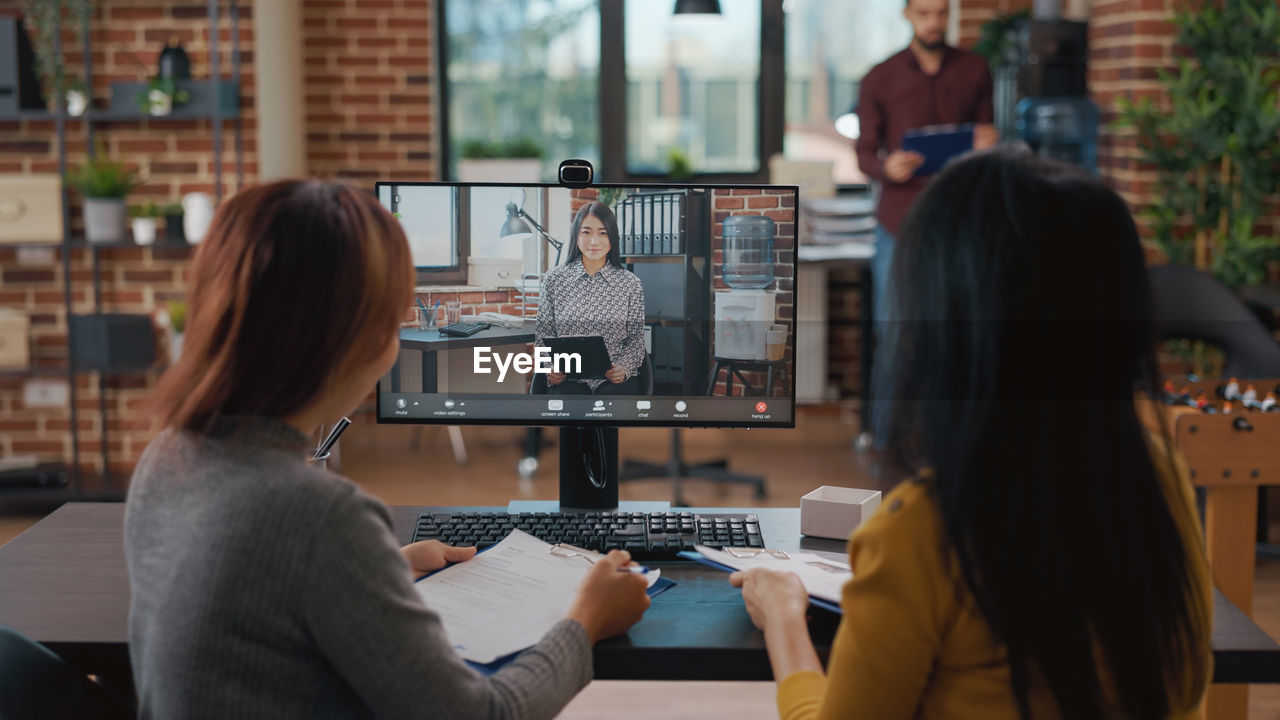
[[83, 198, 127, 243], [148, 89, 172, 116], [182, 192, 214, 244], [66, 89, 87, 117], [169, 332, 184, 364], [132, 217, 157, 245]]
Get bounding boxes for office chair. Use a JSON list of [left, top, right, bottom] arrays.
[[0, 626, 133, 720], [1149, 264, 1280, 378], [1149, 264, 1280, 550]]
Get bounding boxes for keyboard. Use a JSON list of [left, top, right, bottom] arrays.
[[438, 321, 490, 337], [411, 511, 766, 560]]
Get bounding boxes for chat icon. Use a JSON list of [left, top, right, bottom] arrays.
[[636, 400, 652, 410]]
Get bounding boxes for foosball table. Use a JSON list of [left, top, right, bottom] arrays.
[[1146, 377, 1280, 719]]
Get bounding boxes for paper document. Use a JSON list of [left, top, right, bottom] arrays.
[[694, 545, 851, 606], [415, 530, 661, 663]]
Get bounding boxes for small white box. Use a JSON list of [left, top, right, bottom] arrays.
[[800, 486, 882, 540], [0, 309, 31, 369], [468, 257, 522, 289]]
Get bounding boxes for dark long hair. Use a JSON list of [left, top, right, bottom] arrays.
[[565, 201, 623, 268], [152, 180, 414, 433], [885, 148, 1208, 719]]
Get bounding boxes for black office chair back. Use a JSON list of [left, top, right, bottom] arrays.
[[528, 354, 654, 394], [0, 626, 133, 720], [1149, 264, 1280, 378]]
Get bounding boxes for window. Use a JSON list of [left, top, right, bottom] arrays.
[[442, 0, 600, 181], [623, 1, 762, 175], [782, 0, 912, 184], [378, 185, 469, 284], [441, 0, 783, 182]]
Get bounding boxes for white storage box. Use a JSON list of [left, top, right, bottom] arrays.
[[468, 257, 522, 289], [800, 486, 882, 540], [0, 309, 31, 369]]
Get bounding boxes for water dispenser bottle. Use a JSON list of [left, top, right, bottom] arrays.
[[721, 215, 776, 289]]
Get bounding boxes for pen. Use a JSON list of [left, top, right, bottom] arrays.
[[314, 417, 351, 460], [618, 565, 651, 575], [415, 297, 428, 314]]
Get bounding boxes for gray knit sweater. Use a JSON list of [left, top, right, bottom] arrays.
[[124, 416, 593, 719]]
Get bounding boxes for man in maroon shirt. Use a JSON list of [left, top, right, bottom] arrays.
[[857, 0, 996, 441]]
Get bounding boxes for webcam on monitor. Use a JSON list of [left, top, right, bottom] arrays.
[[557, 159, 593, 187]]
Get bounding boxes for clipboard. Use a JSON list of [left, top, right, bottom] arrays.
[[678, 550, 843, 615], [546, 335, 611, 380], [900, 123, 975, 176], [414, 530, 676, 672]]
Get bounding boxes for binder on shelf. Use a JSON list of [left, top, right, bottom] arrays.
[[642, 195, 653, 255], [672, 194, 684, 254], [668, 195, 677, 254], [620, 199, 630, 255]]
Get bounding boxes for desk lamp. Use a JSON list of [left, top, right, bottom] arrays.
[[499, 193, 565, 266]]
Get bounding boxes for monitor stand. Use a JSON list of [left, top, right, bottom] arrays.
[[506, 427, 672, 514]]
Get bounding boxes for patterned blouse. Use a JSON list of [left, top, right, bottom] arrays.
[[535, 259, 646, 390]]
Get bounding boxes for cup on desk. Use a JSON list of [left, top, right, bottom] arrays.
[[446, 301, 462, 325], [766, 329, 786, 362], [416, 306, 434, 331]]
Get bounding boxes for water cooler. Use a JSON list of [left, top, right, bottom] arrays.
[[1014, 19, 1099, 174], [1016, 96, 1099, 174], [715, 215, 776, 360]]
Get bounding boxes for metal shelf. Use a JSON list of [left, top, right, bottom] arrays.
[[23, 0, 245, 502]]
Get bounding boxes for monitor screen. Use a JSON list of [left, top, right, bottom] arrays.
[[375, 181, 797, 429]]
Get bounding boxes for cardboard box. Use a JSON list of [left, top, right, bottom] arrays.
[[0, 309, 30, 369], [800, 486, 882, 540], [0, 174, 63, 244]]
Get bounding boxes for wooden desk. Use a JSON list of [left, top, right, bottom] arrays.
[[394, 323, 536, 393], [1, 504, 1277, 714]]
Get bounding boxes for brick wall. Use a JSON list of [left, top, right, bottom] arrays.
[[1, 0, 439, 482], [956, 0, 1034, 48], [303, 0, 436, 182]]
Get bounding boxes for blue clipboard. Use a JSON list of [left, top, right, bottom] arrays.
[[416, 543, 677, 676], [900, 123, 975, 176], [678, 550, 843, 615]]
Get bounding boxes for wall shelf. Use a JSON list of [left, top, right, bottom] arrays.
[[1, 0, 244, 501]]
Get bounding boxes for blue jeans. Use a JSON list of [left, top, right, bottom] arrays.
[[869, 225, 896, 445]]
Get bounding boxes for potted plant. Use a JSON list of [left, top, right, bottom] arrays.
[[129, 200, 159, 245], [137, 76, 190, 117], [64, 154, 143, 243], [158, 299, 187, 363], [1115, 0, 1280, 288], [64, 76, 88, 117], [160, 202, 185, 244], [17, 0, 93, 112], [665, 147, 694, 181], [457, 137, 543, 182]]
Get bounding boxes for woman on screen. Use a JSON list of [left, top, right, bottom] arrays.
[[536, 201, 647, 395], [730, 149, 1211, 719], [127, 180, 650, 719]]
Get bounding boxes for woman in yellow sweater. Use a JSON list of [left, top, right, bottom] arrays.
[[732, 148, 1212, 719]]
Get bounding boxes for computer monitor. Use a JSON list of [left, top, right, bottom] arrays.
[[375, 180, 798, 509]]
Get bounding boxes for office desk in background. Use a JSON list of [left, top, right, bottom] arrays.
[[0, 504, 1277, 720], [393, 323, 536, 394]]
